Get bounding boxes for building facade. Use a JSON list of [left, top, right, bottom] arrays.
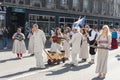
[[0, 0, 120, 36]]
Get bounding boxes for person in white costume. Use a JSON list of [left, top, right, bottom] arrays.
[[79, 28, 89, 62], [63, 27, 71, 60], [32, 24, 46, 69], [69, 27, 82, 66], [27, 28, 34, 56]]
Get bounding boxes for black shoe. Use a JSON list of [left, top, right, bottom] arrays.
[[30, 54, 34, 56], [79, 59, 86, 63]]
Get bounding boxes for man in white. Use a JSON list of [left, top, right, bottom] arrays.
[[32, 24, 46, 69], [69, 27, 82, 66]]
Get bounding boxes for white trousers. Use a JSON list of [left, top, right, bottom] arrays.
[[71, 52, 79, 65], [34, 52, 45, 68]]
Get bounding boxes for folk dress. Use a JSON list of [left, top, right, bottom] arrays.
[[96, 34, 111, 74], [63, 33, 70, 58], [79, 34, 89, 59], [12, 33, 26, 54]]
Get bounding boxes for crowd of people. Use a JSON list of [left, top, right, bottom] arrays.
[[0, 23, 120, 79]]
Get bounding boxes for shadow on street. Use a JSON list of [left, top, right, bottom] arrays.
[[0, 55, 32, 63], [115, 54, 120, 61], [0, 69, 31, 78], [46, 63, 91, 76], [92, 77, 105, 80]]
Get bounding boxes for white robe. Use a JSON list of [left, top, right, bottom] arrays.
[[79, 34, 89, 59], [33, 29, 46, 68], [33, 29, 46, 52], [63, 33, 70, 58], [70, 32, 82, 65], [28, 33, 34, 54], [96, 34, 111, 74]]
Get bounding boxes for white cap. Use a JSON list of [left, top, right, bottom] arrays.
[[72, 26, 80, 32]]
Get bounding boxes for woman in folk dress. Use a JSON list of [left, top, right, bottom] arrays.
[[63, 27, 71, 60], [12, 28, 26, 59], [79, 28, 89, 62], [50, 27, 63, 53], [96, 25, 111, 78]]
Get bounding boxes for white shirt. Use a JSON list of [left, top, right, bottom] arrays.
[[88, 29, 97, 41]]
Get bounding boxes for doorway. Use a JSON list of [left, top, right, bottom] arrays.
[[9, 12, 25, 36]]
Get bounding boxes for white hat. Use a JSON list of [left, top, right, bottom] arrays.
[[72, 26, 80, 31], [72, 27, 78, 30]]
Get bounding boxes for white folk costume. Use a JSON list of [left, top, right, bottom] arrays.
[[70, 32, 82, 66], [12, 32, 26, 54], [79, 34, 89, 59], [88, 29, 98, 63], [28, 33, 34, 54], [63, 33, 70, 59], [33, 29, 46, 68], [96, 34, 111, 74]]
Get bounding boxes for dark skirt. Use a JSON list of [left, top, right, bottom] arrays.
[[111, 38, 118, 49]]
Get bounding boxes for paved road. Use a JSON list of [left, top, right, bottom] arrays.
[[0, 47, 120, 80]]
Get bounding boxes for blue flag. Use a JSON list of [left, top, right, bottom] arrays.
[[72, 17, 86, 28]]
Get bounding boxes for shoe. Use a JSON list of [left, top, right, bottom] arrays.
[[30, 54, 34, 56], [100, 74, 106, 79], [79, 59, 86, 63], [88, 61, 94, 64], [96, 74, 101, 78], [99, 76, 105, 79]]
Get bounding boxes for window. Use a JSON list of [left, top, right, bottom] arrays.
[[12, 0, 16, 4], [61, 0, 67, 5], [60, 0, 68, 9], [72, 0, 79, 11], [29, 15, 37, 21], [93, 0, 98, 13], [46, 0, 55, 9], [19, 0, 24, 5], [65, 18, 74, 23], [59, 17, 64, 22], [25, 0, 30, 5], [50, 16, 55, 22], [29, 14, 56, 36], [73, 0, 78, 7], [0, 14, 5, 36], [86, 19, 98, 27], [102, 1, 106, 15], [48, 0, 52, 3], [30, 0, 41, 7], [5, 0, 11, 2], [83, 0, 89, 9]]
